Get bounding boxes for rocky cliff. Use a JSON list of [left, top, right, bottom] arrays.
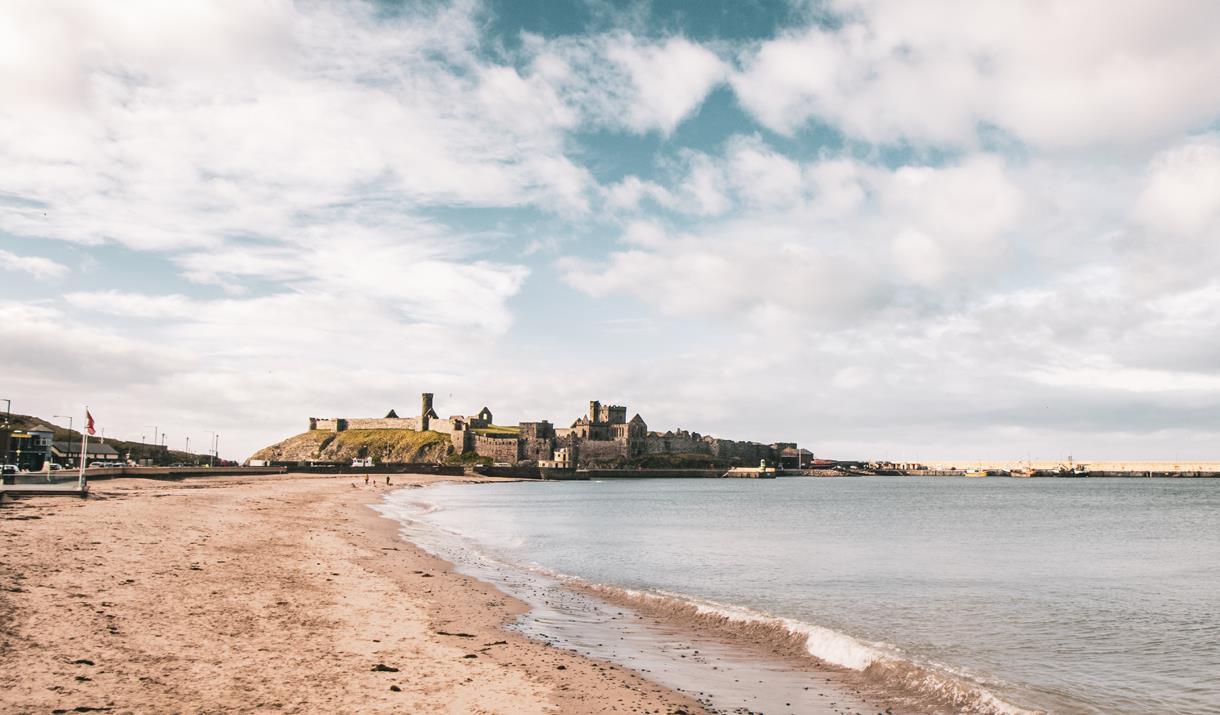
[[250, 429, 451, 464]]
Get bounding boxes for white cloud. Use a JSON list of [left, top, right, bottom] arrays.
[[606, 36, 727, 134], [524, 32, 725, 135], [723, 136, 805, 209], [1133, 135, 1220, 237], [604, 176, 676, 212], [564, 145, 1025, 323], [0, 248, 68, 280], [0, 1, 596, 256], [64, 291, 198, 319], [732, 1, 1220, 149]]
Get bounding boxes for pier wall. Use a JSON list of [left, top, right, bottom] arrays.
[[921, 460, 1220, 472]]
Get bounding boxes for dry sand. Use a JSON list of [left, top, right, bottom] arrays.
[[0, 473, 705, 714]]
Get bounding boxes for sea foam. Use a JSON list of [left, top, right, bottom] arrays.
[[568, 580, 1041, 715]]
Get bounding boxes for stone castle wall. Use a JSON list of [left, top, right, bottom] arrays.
[[711, 438, 773, 463], [577, 439, 629, 466], [519, 438, 554, 463], [347, 417, 421, 431], [472, 434, 521, 464], [644, 431, 711, 455], [644, 431, 774, 463], [310, 417, 421, 432]]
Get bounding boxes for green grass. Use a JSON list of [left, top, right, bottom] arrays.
[[446, 450, 493, 466], [470, 424, 520, 436]]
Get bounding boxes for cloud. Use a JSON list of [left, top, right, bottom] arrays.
[[606, 36, 727, 134], [732, 1, 1220, 149], [604, 176, 675, 212], [525, 32, 726, 135], [64, 291, 198, 319], [1132, 134, 1220, 238], [0, 1, 597, 256], [0, 248, 68, 280], [562, 145, 1024, 322]]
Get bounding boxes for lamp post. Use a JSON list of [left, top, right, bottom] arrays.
[[1, 398, 10, 466], [206, 431, 216, 467], [53, 415, 74, 466], [144, 425, 158, 466]]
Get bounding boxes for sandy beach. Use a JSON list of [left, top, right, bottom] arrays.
[[0, 474, 705, 714]]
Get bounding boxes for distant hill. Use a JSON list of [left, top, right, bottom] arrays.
[[1, 412, 217, 464], [249, 429, 451, 464]]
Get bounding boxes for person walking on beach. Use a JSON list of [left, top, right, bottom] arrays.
[[363, 474, 369, 485], [385, 476, 391, 486]]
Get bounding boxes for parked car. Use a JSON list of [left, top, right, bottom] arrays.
[[1, 464, 18, 475], [48, 463, 63, 471]]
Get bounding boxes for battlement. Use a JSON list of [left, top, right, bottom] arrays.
[[587, 400, 627, 425]]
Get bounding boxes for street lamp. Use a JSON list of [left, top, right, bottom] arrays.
[[2, 398, 12, 467], [53, 415, 74, 466], [144, 425, 158, 466], [206, 430, 216, 467]]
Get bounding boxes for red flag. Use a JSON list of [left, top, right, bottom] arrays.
[[86, 410, 96, 436]]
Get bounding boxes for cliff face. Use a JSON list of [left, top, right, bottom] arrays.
[[250, 429, 451, 464]]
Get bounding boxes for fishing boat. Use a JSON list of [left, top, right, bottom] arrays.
[[964, 469, 990, 477]]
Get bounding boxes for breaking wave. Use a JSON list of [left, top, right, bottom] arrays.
[[565, 580, 1041, 715]]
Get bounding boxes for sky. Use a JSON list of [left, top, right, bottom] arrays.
[[3, 0, 1220, 462]]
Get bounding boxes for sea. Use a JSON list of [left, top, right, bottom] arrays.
[[377, 477, 1220, 714]]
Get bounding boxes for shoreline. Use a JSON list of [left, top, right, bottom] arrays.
[[379, 483, 918, 715], [384, 480, 1050, 715], [0, 473, 704, 713]]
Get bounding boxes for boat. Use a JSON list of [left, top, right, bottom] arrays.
[[1010, 468, 1034, 478], [964, 469, 990, 477]]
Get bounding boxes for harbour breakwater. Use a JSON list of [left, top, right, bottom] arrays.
[[907, 460, 1220, 477]]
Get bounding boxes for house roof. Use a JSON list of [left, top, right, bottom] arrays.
[[628, 413, 646, 425], [780, 447, 814, 456], [51, 441, 120, 457]]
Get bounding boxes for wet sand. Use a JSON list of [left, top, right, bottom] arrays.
[[0, 473, 703, 714], [383, 490, 905, 715]]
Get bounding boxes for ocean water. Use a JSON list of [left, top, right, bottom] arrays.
[[383, 477, 1220, 714]]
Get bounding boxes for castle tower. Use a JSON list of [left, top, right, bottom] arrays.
[[588, 400, 601, 424], [421, 393, 434, 431]]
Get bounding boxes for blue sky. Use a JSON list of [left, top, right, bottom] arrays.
[[3, 0, 1220, 461]]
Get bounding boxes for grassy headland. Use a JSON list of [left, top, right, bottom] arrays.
[[250, 428, 451, 464]]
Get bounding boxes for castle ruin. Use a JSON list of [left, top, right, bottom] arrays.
[[309, 393, 781, 468]]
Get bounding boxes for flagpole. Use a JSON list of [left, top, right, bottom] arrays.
[[78, 406, 89, 491]]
